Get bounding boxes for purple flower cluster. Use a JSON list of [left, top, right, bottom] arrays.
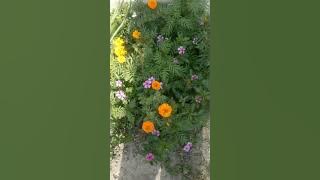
[[143, 76, 155, 89], [114, 80, 126, 101], [115, 90, 126, 101], [152, 130, 160, 137], [178, 46, 186, 55], [115, 80, 123, 87], [191, 74, 199, 81], [183, 142, 193, 152], [195, 96, 202, 103], [146, 153, 154, 161], [143, 81, 152, 89]]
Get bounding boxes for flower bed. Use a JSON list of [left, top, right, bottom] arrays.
[[110, 0, 210, 176]]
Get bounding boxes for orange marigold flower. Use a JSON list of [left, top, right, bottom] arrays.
[[132, 30, 141, 39], [147, 0, 157, 10], [142, 121, 155, 133], [158, 103, 172, 118], [151, 80, 161, 90]]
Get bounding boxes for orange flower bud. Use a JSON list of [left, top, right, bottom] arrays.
[[147, 0, 157, 10]]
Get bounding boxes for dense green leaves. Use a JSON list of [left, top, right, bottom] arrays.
[[110, 0, 209, 177]]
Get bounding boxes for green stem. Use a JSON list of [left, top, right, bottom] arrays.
[[110, 0, 132, 43], [110, 0, 124, 24], [110, 19, 126, 43]]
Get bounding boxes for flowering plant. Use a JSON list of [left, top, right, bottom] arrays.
[[110, 0, 210, 177]]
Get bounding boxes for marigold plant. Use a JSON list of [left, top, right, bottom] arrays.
[[151, 80, 161, 90], [158, 103, 172, 118], [113, 37, 125, 47], [112, 37, 127, 63], [117, 56, 126, 63], [114, 46, 127, 57], [142, 121, 155, 133], [147, 0, 157, 10], [132, 30, 141, 39]]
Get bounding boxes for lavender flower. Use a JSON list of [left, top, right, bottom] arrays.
[[115, 80, 123, 87], [191, 74, 199, 81], [192, 37, 198, 45], [195, 96, 202, 103], [146, 153, 154, 161], [152, 130, 160, 137], [183, 142, 193, 152], [157, 35, 164, 43], [115, 90, 126, 100], [178, 46, 186, 55], [143, 76, 156, 88], [143, 80, 152, 89]]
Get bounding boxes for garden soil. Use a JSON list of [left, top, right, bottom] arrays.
[[110, 121, 210, 180]]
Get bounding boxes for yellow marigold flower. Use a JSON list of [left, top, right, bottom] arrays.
[[151, 80, 161, 90], [117, 56, 126, 63], [132, 30, 141, 39], [142, 121, 155, 133], [113, 37, 125, 47], [114, 46, 127, 57], [158, 103, 172, 118], [147, 0, 157, 10]]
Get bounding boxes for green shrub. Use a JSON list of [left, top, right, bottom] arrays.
[[110, 0, 210, 176]]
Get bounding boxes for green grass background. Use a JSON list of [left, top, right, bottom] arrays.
[[212, 0, 320, 179]]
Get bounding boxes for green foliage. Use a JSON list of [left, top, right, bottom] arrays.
[[110, 0, 210, 177]]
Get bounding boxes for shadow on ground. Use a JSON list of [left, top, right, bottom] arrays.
[[110, 121, 210, 180], [111, 142, 182, 180]]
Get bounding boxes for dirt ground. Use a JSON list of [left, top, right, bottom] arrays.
[[110, 121, 210, 180]]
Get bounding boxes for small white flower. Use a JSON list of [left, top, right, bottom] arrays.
[[193, 37, 198, 45], [132, 12, 137, 18]]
